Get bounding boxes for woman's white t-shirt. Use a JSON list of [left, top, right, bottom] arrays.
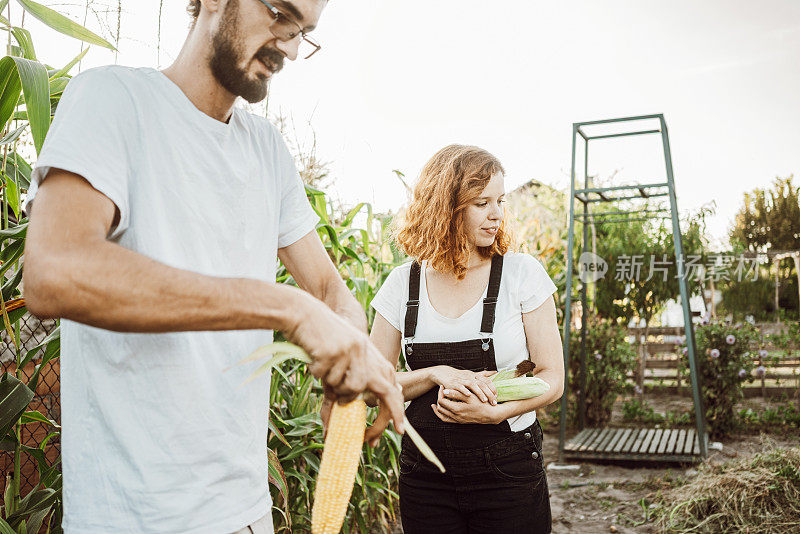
[[370, 252, 558, 432]]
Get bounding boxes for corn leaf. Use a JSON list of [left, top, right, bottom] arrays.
[[0, 373, 33, 440], [267, 447, 289, 513], [4, 173, 18, 216], [3, 474, 13, 519], [491, 368, 516, 382], [9, 27, 36, 60], [227, 341, 310, 373], [0, 56, 22, 134], [5, 488, 56, 529], [23, 507, 49, 534], [7, 56, 50, 154], [15, 0, 116, 50], [0, 123, 27, 145], [20, 410, 58, 428], [48, 47, 88, 80]]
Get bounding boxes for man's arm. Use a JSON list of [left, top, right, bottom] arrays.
[[278, 231, 367, 334], [23, 170, 405, 433], [278, 232, 364, 432], [24, 169, 307, 332]]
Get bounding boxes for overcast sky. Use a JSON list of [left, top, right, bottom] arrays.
[[19, 0, 800, 249]]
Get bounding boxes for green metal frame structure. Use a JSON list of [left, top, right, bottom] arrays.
[[558, 114, 708, 463]]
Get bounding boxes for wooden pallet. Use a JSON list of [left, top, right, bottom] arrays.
[[563, 427, 705, 463]]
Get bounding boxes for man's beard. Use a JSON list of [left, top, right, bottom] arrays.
[[208, 0, 284, 104]]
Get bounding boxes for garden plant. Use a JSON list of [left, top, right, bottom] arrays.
[[0, 1, 116, 532]]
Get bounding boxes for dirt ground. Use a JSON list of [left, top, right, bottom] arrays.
[[542, 395, 800, 533], [388, 394, 800, 533]]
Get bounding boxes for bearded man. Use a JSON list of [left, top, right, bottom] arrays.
[[22, 1, 405, 532]]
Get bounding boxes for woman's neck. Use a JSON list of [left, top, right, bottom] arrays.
[[465, 247, 490, 270]]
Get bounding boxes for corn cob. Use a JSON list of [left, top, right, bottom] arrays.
[[229, 342, 446, 532], [311, 398, 368, 534], [493, 375, 550, 402]]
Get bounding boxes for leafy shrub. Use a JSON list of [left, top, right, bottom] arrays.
[[566, 316, 638, 425], [621, 398, 693, 427], [739, 403, 800, 432], [680, 322, 760, 437], [622, 398, 663, 424]]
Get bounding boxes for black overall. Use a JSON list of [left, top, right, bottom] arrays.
[[398, 255, 552, 534]]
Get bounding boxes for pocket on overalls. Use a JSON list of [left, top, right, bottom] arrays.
[[399, 451, 421, 476], [489, 426, 546, 482]]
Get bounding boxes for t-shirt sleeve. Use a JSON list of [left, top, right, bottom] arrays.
[[273, 131, 320, 248], [370, 266, 408, 333], [24, 67, 136, 241], [518, 254, 558, 313]]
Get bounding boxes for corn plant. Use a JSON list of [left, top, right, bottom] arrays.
[[0, 2, 115, 532], [270, 188, 404, 533]]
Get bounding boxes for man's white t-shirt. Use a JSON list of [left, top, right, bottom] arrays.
[[370, 253, 558, 432], [24, 65, 319, 534]]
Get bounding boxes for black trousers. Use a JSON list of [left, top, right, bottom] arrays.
[[399, 420, 552, 534]]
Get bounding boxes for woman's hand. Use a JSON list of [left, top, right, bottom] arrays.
[[430, 366, 498, 405], [431, 386, 505, 425]]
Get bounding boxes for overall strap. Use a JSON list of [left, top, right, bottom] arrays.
[[404, 261, 422, 340], [480, 254, 505, 334]]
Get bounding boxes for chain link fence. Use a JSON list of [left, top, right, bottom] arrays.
[[0, 314, 60, 496]]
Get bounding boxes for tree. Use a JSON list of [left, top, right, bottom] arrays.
[[589, 202, 707, 327], [730, 175, 800, 253], [727, 176, 800, 320]]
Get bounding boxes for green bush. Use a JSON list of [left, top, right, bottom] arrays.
[[739, 403, 800, 432], [566, 316, 638, 425], [621, 398, 693, 427], [680, 322, 760, 437]]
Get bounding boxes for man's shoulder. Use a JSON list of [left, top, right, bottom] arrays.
[[66, 65, 155, 107], [70, 64, 149, 87], [237, 110, 282, 143]]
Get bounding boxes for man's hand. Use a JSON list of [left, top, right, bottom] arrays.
[[284, 294, 405, 435]]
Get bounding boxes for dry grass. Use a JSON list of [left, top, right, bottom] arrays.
[[658, 439, 800, 533]]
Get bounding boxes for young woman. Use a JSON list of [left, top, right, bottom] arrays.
[[369, 145, 564, 534]]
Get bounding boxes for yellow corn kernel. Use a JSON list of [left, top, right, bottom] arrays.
[[311, 398, 367, 534]]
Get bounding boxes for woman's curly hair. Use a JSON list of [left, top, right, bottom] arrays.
[[394, 145, 513, 280]]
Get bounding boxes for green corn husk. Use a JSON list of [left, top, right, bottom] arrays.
[[491, 367, 518, 382], [493, 376, 550, 402]]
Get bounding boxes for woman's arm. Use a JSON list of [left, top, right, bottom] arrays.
[[370, 313, 497, 402], [370, 313, 439, 401], [491, 295, 564, 421]]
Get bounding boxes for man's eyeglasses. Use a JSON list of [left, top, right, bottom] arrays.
[[256, 0, 321, 59]]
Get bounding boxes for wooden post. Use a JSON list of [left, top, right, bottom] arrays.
[[637, 327, 645, 399], [710, 276, 717, 320], [774, 256, 781, 323], [793, 254, 800, 314]]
